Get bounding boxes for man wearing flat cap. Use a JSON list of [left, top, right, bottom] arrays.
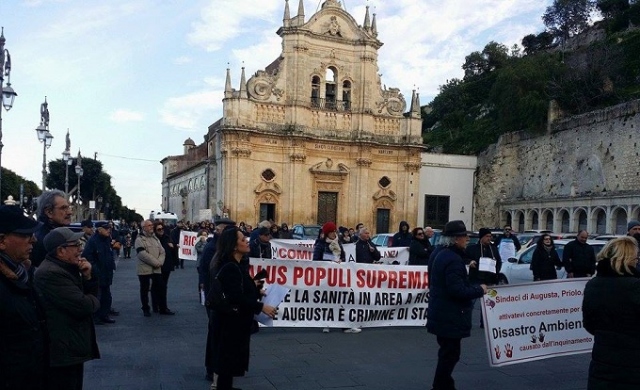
[[426, 220, 487, 390], [0, 205, 47, 390], [82, 221, 118, 324], [34, 227, 100, 390]]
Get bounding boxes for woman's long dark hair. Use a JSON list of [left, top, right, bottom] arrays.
[[536, 234, 554, 250], [210, 227, 240, 272]]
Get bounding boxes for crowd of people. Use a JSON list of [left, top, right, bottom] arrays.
[[3, 189, 640, 390]]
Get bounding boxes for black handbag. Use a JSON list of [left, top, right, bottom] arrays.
[[205, 262, 243, 314]]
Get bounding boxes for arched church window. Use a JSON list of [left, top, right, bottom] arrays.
[[342, 80, 351, 111], [325, 67, 337, 110], [311, 76, 321, 108]]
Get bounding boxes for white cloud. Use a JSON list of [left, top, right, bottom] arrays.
[[369, 0, 551, 102], [110, 109, 145, 123], [174, 56, 192, 65], [230, 34, 282, 75], [187, 0, 282, 52], [159, 89, 223, 131]]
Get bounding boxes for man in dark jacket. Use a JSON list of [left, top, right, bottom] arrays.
[[427, 220, 486, 390], [391, 221, 412, 247], [562, 230, 596, 278], [78, 220, 94, 251], [495, 225, 521, 260], [35, 227, 100, 390], [466, 228, 502, 328], [82, 221, 117, 324], [170, 221, 183, 269], [154, 222, 176, 315], [32, 190, 73, 268], [0, 205, 47, 390], [355, 227, 381, 264], [466, 228, 502, 285], [249, 227, 272, 259]]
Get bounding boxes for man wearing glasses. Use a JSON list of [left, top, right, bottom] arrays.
[[496, 225, 521, 261], [82, 221, 118, 324], [32, 190, 73, 268], [134, 220, 165, 317], [35, 227, 100, 390], [0, 205, 47, 390]]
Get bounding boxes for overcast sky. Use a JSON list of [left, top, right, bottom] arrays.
[[0, 0, 552, 218]]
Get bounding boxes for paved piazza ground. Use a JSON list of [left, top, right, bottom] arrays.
[[84, 255, 591, 390]]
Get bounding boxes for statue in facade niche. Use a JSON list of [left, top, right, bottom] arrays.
[[328, 16, 341, 36]]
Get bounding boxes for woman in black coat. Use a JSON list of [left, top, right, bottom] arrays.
[[530, 234, 563, 281], [209, 228, 277, 390], [582, 237, 640, 389], [408, 227, 432, 266]]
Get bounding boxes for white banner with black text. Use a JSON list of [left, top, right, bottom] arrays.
[[249, 258, 429, 328], [481, 279, 592, 367]]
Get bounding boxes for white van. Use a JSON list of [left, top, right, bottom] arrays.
[[149, 210, 179, 225]]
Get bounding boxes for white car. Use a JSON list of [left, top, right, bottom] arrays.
[[497, 239, 605, 285]]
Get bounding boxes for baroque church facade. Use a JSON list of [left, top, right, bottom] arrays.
[[161, 0, 424, 232]]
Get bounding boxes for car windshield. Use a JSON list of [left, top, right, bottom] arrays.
[[304, 226, 320, 237]]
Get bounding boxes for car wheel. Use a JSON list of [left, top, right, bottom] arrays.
[[497, 275, 508, 285]]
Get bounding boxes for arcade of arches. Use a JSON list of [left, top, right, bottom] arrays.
[[500, 196, 640, 235]]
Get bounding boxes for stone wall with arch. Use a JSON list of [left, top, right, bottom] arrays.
[[476, 99, 640, 234], [499, 196, 640, 234]]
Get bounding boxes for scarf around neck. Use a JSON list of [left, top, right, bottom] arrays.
[[0, 251, 29, 285]]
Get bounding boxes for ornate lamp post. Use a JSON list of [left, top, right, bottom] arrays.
[[62, 129, 71, 197], [0, 27, 18, 197], [74, 150, 83, 220], [35, 97, 53, 192]]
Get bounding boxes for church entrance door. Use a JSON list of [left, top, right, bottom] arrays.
[[376, 208, 390, 233], [259, 203, 276, 222], [317, 192, 338, 225]]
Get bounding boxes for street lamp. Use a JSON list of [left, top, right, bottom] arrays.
[[75, 150, 83, 220], [35, 97, 53, 192], [62, 129, 71, 197], [0, 27, 18, 198]]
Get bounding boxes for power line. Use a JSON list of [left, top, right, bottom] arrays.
[[96, 152, 159, 163]]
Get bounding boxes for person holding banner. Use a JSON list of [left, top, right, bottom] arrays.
[[427, 220, 487, 390], [355, 227, 381, 264], [249, 227, 272, 259], [209, 227, 277, 390], [313, 222, 345, 262], [313, 222, 361, 333], [582, 237, 640, 389]]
